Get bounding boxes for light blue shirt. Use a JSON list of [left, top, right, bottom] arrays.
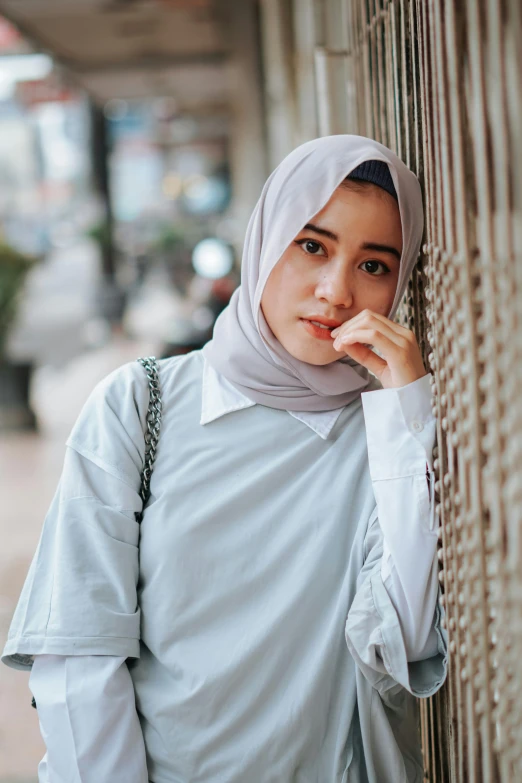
[[3, 350, 447, 782]]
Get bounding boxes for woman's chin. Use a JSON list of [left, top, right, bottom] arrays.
[[307, 353, 341, 366], [284, 340, 339, 365]]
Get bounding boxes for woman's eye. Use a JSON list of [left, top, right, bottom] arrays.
[[297, 239, 326, 256], [361, 260, 389, 276]]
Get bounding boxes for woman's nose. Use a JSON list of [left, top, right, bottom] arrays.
[[314, 263, 354, 309]]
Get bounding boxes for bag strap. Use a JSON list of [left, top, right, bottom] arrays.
[[31, 356, 163, 709], [135, 356, 163, 524]]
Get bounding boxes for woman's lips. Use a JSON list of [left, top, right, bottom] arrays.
[[300, 318, 336, 341]]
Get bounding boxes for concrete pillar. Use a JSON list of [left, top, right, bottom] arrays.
[[218, 0, 268, 251], [314, 0, 356, 135], [292, 0, 319, 145], [89, 101, 115, 280], [89, 101, 126, 327], [259, 0, 297, 168]]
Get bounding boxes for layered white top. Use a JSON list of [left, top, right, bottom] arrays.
[[3, 351, 447, 782]]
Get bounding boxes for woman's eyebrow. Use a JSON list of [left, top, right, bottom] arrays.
[[360, 242, 401, 261], [303, 223, 339, 241]]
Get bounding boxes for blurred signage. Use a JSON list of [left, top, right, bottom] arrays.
[[0, 17, 26, 53], [15, 76, 75, 106]]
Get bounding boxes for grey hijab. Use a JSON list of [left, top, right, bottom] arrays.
[[203, 134, 424, 412]]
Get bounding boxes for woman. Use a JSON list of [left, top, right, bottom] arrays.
[[2, 134, 447, 782]]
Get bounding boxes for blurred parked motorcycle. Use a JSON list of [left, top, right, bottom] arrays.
[[159, 237, 237, 358]]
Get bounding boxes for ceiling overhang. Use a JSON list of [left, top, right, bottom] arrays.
[[0, 0, 231, 109]]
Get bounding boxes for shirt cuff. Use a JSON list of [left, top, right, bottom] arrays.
[[361, 373, 437, 480]]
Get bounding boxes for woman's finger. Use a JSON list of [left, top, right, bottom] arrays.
[[333, 327, 405, 366], [331, 311, 410, 349], [358, 311, 417, 343], [336, 340, 387, 376]]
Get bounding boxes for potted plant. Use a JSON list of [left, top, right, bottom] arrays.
[[0, 240, 38, 431], [154, 221, 203, 297], [86, 219, 128, 328]]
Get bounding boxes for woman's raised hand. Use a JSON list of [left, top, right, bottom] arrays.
[[330, 309, 428, 390]]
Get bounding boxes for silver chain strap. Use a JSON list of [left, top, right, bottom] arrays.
[[135, 356, 163, 524], [31, 356, 163, 708]]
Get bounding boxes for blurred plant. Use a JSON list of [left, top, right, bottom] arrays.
[[0, 241, 37, 357], [153, 217, 209, 255], [86, 219, 112, 250], [153, 223, 196, 297], [154, 225, 186, 255]]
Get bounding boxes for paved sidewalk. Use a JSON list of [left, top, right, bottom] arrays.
[[0, 334, 158, 782]]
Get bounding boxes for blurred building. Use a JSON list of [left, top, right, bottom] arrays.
[[0, 1, 268, 251]]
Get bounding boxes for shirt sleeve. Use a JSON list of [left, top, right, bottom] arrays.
[[360, 373, 441, 662], [29, 654, 148, 783], [345, 505, 448, 699], [345, 373, 448, 698], [1, 360, 151, 669]]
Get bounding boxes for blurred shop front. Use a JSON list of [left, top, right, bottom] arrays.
[[0, 1, 268, 433]]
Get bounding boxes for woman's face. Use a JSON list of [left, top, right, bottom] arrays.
[[260, 182, 403, 366]]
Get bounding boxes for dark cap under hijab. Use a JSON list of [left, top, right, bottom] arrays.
[[346, 159, 398, 201]]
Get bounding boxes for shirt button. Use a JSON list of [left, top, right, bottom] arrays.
[[412, 420, 424, 433]]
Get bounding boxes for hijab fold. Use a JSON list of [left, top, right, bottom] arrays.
[[203, 135, 424, 412]]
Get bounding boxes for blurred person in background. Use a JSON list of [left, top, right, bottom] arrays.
[[2, 134, 447, 783]]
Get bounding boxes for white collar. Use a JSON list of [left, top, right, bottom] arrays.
[[200, 357, 345, 440]]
